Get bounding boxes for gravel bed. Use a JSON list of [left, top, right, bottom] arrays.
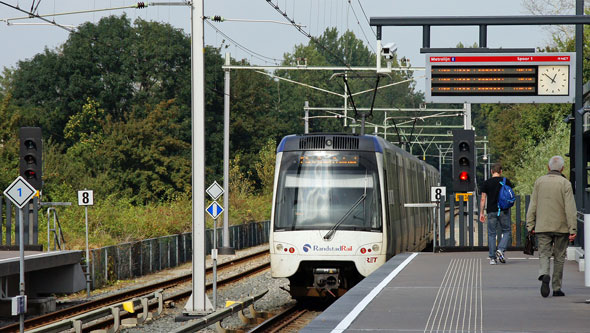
[[0, 244, 296, 332], [120, 271, 294, 333], [93, 244, 295, 332]]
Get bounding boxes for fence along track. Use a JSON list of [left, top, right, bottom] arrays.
[[2, 249, 269, 332]]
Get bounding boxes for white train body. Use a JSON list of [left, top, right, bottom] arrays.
[[270, 134, 439, 298]]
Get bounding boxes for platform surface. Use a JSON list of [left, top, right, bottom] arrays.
[[304, 251, 590, 333], [0, 250, 82, 277]]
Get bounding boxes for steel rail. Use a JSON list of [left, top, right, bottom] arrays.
[[1, 249, 269, 332], [81, 262, 271, 332]]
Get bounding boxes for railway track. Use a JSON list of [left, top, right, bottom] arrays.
[[1, 248, 269, 332], [248, 303, 323, 333]]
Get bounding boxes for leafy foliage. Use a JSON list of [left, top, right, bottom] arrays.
[[512, 114, 570, 196]]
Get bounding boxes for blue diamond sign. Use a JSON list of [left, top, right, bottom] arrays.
[[206, 201, 224, 219]]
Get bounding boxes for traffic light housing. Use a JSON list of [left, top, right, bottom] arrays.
[[452, 129, 475, 192], [19, 127, 43, 190]]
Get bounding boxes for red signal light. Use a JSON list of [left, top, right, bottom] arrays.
[[459, 171, 469, 181]]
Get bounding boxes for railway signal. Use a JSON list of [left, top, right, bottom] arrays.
[[452, 129, 475, 192], [19, 127, 43, 191]]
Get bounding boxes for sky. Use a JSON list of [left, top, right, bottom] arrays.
[[0, 0, 568, 91]]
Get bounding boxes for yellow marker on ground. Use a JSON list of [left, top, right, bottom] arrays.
[[123, 301, 135, 313]]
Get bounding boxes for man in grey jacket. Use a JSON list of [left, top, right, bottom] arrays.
[[526, 156, 577, 297]]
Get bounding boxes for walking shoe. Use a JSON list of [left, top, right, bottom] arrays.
[[495, 250, 506, 263], [539, 275, 550, 297], [553, 290, 565, 296], [489, 258, 497, 265]]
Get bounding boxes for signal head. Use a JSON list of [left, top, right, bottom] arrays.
[[459, 171, 469, 181]]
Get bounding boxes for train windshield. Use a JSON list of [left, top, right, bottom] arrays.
[[274, 151, 382, 231]]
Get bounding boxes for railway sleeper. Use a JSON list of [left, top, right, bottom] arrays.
[[69, 290, 163, 333], [216, 304, 271, 332], [237, 304, 272, 324]]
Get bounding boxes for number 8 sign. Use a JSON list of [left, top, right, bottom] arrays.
[[431, 186, 446, 202], [78, 190, 94, 206]]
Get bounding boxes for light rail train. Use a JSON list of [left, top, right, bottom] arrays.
[[269, 133, 439, 299]]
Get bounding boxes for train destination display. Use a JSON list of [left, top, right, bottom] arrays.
[[425, 53, 575, 104]]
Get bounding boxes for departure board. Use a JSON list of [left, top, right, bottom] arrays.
[[425, 53, 575, 104]]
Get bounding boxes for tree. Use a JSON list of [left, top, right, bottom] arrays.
[[9, 15, 192, 148]]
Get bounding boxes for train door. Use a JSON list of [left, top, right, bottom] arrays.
[[396, 154, 408, 252], [386, 152, 401, 255]]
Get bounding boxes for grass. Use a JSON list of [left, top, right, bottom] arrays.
[[38, 193, 272, 251]]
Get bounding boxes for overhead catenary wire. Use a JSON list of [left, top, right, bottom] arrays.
[[265, 0, 353, 69], [207, 16, 306, 27], [254, 70, 343, 97], [356, 0, 375, 37], [31, 0, 42, 15], [2, 2, 160, 22], [345, 0, 375, 53], [0, 0, 74, 32], [205, 20, 281, 64]]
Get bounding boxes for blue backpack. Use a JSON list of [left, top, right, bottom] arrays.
[[497, 177, 515, 215]]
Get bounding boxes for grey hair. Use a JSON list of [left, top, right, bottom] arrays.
[[548, 155, 565, 171]]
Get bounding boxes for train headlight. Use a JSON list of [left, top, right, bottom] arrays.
[[372, 244, 380, 252], [276, 243, 283, 251]]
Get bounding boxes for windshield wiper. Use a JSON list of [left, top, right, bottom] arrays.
[[323, 193, 367, 240]]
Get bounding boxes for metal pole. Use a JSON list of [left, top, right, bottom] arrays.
[[433, 203, 438, 253], [484, 138, 488, 181], [220, 52, 234, 255], [304, 101, 309, 134], [585, 214, 590, 287], [344, 73, 348, 129], [85, 206, 90, 298], [464, 103, 472, 130], [184, 0, 213, 315], [18, 207, 24, 333], [574, 0, 585, 216], [212, 217, 217, 309], [384, 111, 387, 140], [47, 208, 50, 252], [438, 147, 442, 184]]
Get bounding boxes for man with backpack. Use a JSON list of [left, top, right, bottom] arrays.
[[526, 156, 576, 297], [479, 163, 515, 265]]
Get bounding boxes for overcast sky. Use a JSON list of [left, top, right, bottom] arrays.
[[0, 0, 566, 91]]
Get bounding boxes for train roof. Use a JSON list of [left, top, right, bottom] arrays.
[[277, 133, 383, 153], [277, 133, 438, 173]]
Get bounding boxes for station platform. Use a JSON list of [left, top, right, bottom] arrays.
[[304, 251, 590, 333], [0, 250, 85, 297]]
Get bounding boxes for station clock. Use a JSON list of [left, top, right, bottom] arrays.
[[538, 65, 569, 95]]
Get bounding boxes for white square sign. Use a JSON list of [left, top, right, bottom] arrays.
[[78, 190, 94, 206], [431, 186, 446, 202]]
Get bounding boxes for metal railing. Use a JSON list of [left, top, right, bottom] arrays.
[[45, 203, 71, 251], [88, 220, 270, 289], [439, 194, 530, 250], [0, 196, 40, 246]]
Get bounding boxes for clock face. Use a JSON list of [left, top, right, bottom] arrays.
[[538, 65, 569, 96]]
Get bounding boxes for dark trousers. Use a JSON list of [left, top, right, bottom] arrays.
[[537, 232, 569, 291]]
